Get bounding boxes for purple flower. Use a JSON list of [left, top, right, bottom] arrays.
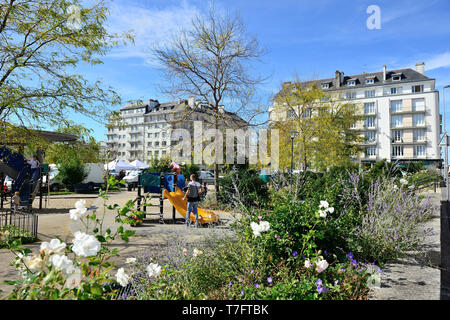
[[292, 251, 298, 257], [378, 268, 383, 273], [317, 284, 328, 294], [316, 279, 323, 286], [348, 252, 353, 260], [334, 280, 339, 286], [240, 290, 244, 295], [324, 250, 328, 255], [250, 269, 254, 275], [351, 259, 357, 267], [228, 281, 233, 288], [267, 277, 273, 284], [254, 283, 260, 288]]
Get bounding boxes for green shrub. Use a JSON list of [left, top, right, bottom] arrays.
[[218, 169, 269, 209], [55, 158, 88, 191]]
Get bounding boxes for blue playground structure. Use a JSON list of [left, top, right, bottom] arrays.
[[0, 146, 41, 210]]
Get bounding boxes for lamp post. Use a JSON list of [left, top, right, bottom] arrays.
[[290, 134, 294, 174], [441, 85, 450, 300]]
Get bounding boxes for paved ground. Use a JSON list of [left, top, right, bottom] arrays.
[[368, 189, 441, 300], [0, 190, 235, 299]]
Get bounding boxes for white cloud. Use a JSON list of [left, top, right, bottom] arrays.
[[426, 52, 450, 71], [106, 0, 201, 64]]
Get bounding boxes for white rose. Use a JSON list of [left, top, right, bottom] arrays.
[[259, 221, 270, 232], [50, 254, 74, 275], [24, 255, 44, 272], [126, 258, 137, 264], [319, 210, 327, 218], [326, 207, 335, 214], [146, 263, 162, 277], [116, 268, 130, 287], [315, 259, 329, 273], [65, 268, 82, 289], [40, 239, 66, 255], [69, 207, 87, 221], [193, 248, 203, 257], [304, 260, 311, 268], [72, 231, 101, 257], [75, 199, 87, 209], [319, 201, 329, 209]]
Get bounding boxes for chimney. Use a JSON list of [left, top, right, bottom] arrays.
[[416, 62, 425, 75], [383, 65, 387, 82], [187, 96, 195, 108], [335, 71, 342, 88]]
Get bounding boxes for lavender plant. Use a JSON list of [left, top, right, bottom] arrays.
[[350, 177, 435, 263]]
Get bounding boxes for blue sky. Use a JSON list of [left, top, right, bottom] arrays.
[[72, 0, 450, 142]]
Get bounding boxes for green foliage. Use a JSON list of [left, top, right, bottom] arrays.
[[0, 225, 37, 248], [144, 156, 171, 173], [218, 169, 269, 208], [45, 123, 102, 164], [55, 158, 88, 191]]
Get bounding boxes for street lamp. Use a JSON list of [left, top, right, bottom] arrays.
[[442, 85, 450, 200]]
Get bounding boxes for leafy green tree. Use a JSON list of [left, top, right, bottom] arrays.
[[0, 0, 132, 144], [271, 82, 364, 171], [44, 123, 101, 164]]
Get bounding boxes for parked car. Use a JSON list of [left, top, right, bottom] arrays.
[[198, 171, 215, 185]]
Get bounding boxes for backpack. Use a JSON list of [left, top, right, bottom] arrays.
[[187, 182, 201, 202]]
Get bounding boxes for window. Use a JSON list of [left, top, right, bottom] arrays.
[[365, 117, 376, 128], [321, 83, 330, 89], [365, 90, 375, 98], [346, 91, 356, 100], [347, 80, 356, 86], [366, 146, 376, 157], [365, 131, 376, 142], [392, 146, 404, 157], [392, 130, 403, 142], [413, 114, 425, 126], [392, 75, 401, 81], [364, 102, 375, 114], [391, 115, 403, 128], [414, 145, 426, 157], [147, 142, 152, 147], [391, 100, 403, 113], [412, 98, 425, 112], [414, 129, 426, 142], [366, 78, 375, 85], [287, 110, 295, 118], [412, 85, 424, 93]]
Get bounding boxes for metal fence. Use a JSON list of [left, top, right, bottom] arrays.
[[0, 210, 38, 240]]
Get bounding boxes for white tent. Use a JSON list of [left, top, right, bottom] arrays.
[[130, 160, 149, 169], [104, 159, 136, 171]]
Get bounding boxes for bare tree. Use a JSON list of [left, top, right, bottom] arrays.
[[152, 4, 266, 200]]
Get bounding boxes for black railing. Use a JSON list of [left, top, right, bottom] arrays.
[[0, 210, 38, 240]]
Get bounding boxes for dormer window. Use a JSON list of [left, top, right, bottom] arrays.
[[347, 80, 356, 86], [365, 78, 375, 85], [321, 83, 330, 89], [392, 73, 402, 81]]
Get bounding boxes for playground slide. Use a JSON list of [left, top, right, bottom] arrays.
[[163, 188, 220, 225]]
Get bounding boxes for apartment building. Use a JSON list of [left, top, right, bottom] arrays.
[[106, 97, 247, 163], [269, 63, 441, 166]]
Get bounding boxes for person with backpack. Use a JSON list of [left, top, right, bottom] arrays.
[[182, 174, 204, 228]]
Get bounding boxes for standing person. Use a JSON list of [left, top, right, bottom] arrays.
[[27, 155, 40, 182], [12, 191, 20, 215], [182, 174, 204, 228]]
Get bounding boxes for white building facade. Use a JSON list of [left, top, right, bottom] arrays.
[[106, 98, 247, 163], [269, 63, 441, 166]]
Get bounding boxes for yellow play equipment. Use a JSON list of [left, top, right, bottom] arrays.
[[163, 187, 220, 225]]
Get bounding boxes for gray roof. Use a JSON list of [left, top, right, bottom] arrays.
[[298, 68, 434, 91]]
